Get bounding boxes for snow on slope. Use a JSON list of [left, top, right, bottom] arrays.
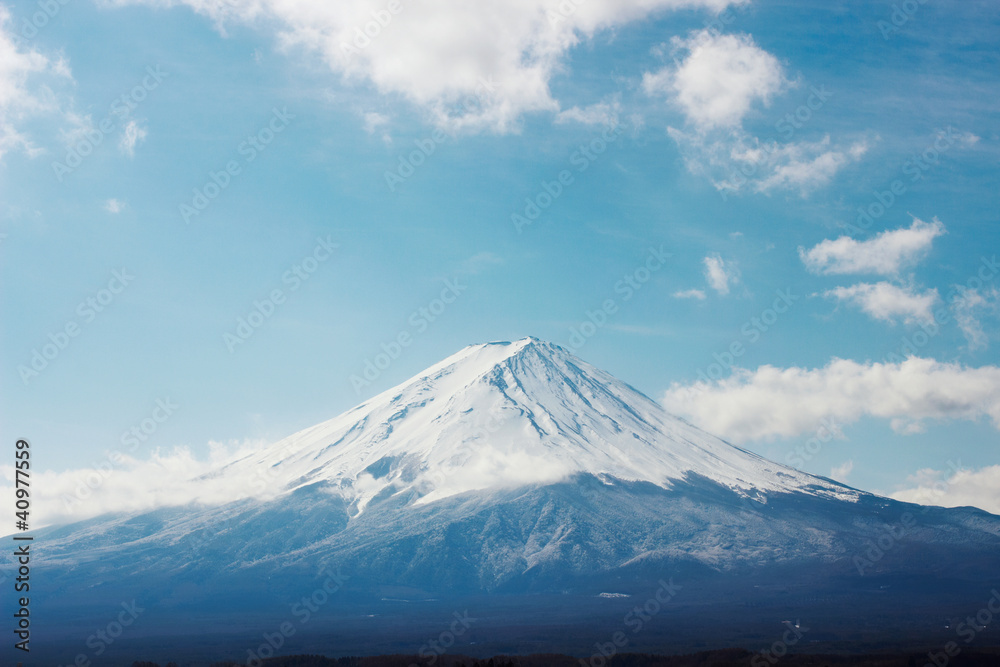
[[212, 337, 860, 511]]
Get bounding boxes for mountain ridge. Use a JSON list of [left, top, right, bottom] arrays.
[[8, 337, 1000, 664], [213, 336, 860, 514]]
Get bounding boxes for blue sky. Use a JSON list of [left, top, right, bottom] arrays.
[[2, 0, 999, 516]]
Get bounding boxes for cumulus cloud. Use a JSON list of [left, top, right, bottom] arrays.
[[800, 217, 946, 276], [703, 253, 738, 295], [0, 6, 72, 159], [649, 28, 866, 196], [822, 282, 939, 326], [104, 0, 740, 134], [891, 464, 1000, 516], [644, 30, 785, 130], [661, 357, 1000, 442]]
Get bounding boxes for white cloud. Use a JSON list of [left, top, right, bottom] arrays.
[[118, 119, 147, 157], [555, 98, 620, 127], [458, 250, 504, 275], [673, 288, 706, 300], [642, 30, 787, 130], [0, 6, 71, 160], [954, 130, 980, 147], [0, 440, 271, 527], [703, 253, 737, 295], [362, 110, 392, 143], [644, 30, 785, 131], [822, 282, 939, 326], [647, 28, 867, 196], [661, 357, 1000, 442], [753, 137, 868, 194], [105, 0, 741, 134], [799, 217, 946, 276], [104, 198, 126, 213], [831, 460, 853, 483], [668, 127, 868, 198], [891, 464, 1000, 516], [953, 285, 1000, 351], [362, 110, 389, 134]]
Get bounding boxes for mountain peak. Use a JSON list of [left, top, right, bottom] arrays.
[[225, 338, 859, 513]]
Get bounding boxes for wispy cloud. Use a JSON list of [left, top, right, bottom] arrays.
[[0, 6, 73, 160], [673, 288, 707, 300], [119, 119, 147, 157], [831, 460, 854, 483], [703, 253, 738, 295], [953, 285, 1000, 351], [458, 250, 504, 275], [104, 198, 126, 213], [556, 98, 621, 127]]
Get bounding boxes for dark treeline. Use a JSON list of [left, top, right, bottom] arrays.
[[128, 646, 1000, 667]]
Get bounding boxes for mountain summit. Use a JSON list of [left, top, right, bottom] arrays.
[[16, 338, 1000, 662], [220, 336, 857, 511]]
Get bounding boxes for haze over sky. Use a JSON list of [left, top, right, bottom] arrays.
[[1, 0, 999, 516]]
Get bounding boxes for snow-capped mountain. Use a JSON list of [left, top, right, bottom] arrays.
[[213, 336, 858, 510], [11, 338, 1000, 663]]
